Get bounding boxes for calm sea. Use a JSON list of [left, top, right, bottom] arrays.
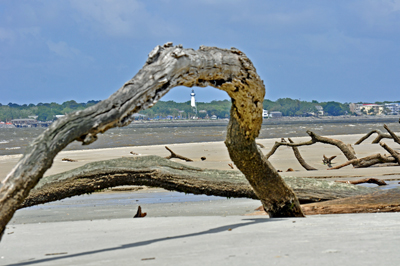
[[0, 120, 399, 156]]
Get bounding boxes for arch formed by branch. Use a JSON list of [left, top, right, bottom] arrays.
[[0, 43, 303, 239]]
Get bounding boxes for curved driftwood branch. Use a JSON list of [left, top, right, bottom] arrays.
[[379, 142, 400, 165], [383, 124, 400, 145], [288, 138, 317, 171], [355, 129, 392, 145], [0, 43, 304, 238], [335, 178, 387, 186], [266, 131, 357, 166]]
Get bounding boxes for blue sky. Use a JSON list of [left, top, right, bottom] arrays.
[[1, 0, 399, 104]]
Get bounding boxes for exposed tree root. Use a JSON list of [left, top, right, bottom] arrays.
[[165, 146, 193, 162]]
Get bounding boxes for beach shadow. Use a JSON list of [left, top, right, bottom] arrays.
[[8, 217, 277, 265]]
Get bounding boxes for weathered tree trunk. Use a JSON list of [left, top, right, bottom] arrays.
[[379, 142, 400, 165], [0, 43, 304, 239]]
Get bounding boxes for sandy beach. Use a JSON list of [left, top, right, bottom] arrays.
[[1, 133, 400, 265]]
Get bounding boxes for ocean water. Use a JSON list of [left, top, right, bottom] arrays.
[[0, 120, 399, 156]]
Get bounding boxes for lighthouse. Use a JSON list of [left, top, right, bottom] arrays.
[[190, 89, 197, 115]]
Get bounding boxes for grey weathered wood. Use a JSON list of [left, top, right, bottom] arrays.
[[0, 43, 303, 239], [21, 156, 375, 208]]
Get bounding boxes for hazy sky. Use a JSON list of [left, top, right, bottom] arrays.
[[1, 0, 399, 104]]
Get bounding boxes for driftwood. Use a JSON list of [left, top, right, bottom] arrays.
[[322, 155, 336, 167], [383, 124, 400, 145], [328, 153, 397, 170], [0, 43, 304, 239], [164, 146, 193, 162], [302, 188, 400, 215], [288, 138, 317, 171], [266, 131, 356, 162], [379, 142, 400, 165], [268, 130, 399, 169], [335, 178, 387, 186], [355, 125, 400, 145], [133, 206, 147, 218], [20, 156, 376, 208]]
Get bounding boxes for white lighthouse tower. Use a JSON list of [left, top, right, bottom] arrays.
[[190, 89, 197, 117]]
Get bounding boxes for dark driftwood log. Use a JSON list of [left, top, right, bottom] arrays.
[[383, 124, 400, 145], [164, 146, 193, 162], [302, 188, 400, 215], [0, 43, 303, 238], [20, 156, 375, 208], [335, 178, 387, 186], [288, 138, 317, 171]]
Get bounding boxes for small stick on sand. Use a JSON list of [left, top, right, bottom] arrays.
[[165, 146, 193, 162]]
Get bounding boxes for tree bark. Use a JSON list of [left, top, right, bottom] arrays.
[[0, 43, 304, 238]]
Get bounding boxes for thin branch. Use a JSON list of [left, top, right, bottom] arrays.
[[383, 124, 400, 145], [380, 142, 400, 165], [165, 146, 193, 162], [288, 138, 317, 171]]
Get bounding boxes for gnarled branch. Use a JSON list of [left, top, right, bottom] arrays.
[[0, 43, 304, 238]]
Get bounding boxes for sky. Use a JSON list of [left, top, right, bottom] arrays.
[[1, 0, 400, 105]]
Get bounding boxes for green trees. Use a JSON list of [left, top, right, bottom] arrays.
[[0, 100, 101, 122]]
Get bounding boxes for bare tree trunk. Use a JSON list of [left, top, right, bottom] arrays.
[[0, 43, 304, 238]]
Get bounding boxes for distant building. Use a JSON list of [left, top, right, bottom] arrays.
[[269, 111, 282, 118], [359, 104, 384, 115], [211, 115, 217, 120], [315, 105, 324, 116], [262, 110, 268, 118], [384, 103, 400, 115]]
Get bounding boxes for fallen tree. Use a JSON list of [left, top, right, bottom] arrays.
[[0, 43, 304, 239], [21, 156, 375, 208]]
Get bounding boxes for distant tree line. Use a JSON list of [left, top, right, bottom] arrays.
[[0, 98, 354, 122]]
